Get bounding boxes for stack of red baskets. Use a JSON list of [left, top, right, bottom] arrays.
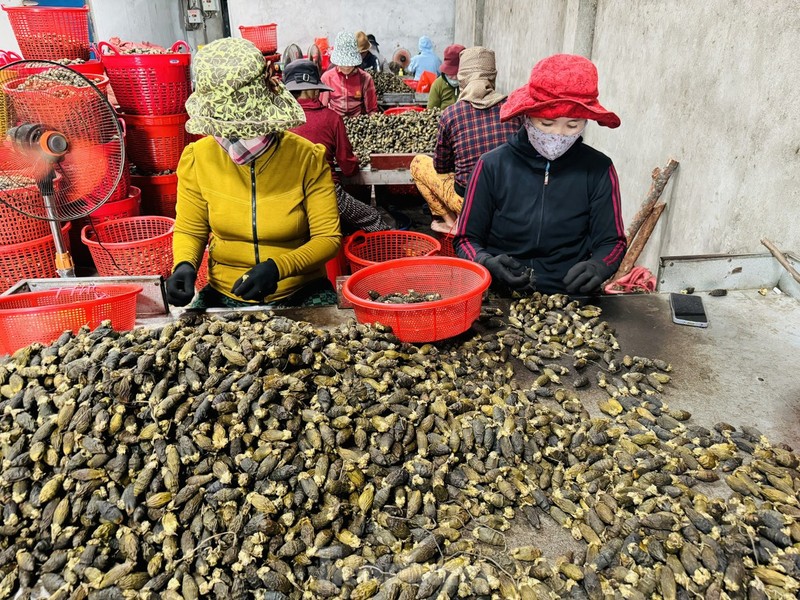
[[100, 40, 192, 220], [0, 9, 127, 284]]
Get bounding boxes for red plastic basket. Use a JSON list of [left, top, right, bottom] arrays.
[[82, 186, 141, 226], [0, 178, 53, 244], [344, 230, 441, 273], [383, 105, 426, 116], [0, 284, 141, 355], [4, 74, 111, 143], [0, 223, 70, 292], [69, 60, 105, 77], [435, 232, 458, 258], [239, 24, 278, 53], [70, 188, 141, 269], [2, 6, 91, 61], [131, 172, 178, 217], [81, 216, 174, 278], [98, 41, 191, 115], [121, 113, 188, 174], [195, 247, 209, 290], [343, 256, 491, 342]]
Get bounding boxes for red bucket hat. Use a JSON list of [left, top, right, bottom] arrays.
[[440, 44, 465, 77], [500, 54, 620, 128]]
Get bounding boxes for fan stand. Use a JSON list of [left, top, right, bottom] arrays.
[[41, 174, 74, 278]]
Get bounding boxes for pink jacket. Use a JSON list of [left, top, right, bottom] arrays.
[[319, 68, 379, 117]]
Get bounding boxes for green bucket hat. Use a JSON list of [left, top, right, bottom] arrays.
[[186, 38, 305, 138]]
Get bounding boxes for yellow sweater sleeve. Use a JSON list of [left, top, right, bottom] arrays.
[[172, 144, 210, 271], [271, 143, 341, 278]]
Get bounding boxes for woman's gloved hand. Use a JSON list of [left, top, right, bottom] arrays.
[[478, 254, 533, 289], [165, 262, 197, 306], [563, 259, 605, 293], [232, 259, 279, 301]]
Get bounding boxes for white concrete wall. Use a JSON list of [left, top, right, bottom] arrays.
[[227, 0, 455, 63], [456, 0, 800, 269], [590, 0, 799, 266], [481, 0, 567, 95]]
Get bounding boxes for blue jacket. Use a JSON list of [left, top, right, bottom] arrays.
[[408, 36, 441, 80], [455, 127, 627, 293]]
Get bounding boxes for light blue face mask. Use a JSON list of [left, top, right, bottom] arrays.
[[444, 75, 459, 88]]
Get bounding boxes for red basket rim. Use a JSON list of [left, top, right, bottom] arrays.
[[0, 284, 142, 316], [342, 256, 491, 311], [80, 215, 174, 247], [2, 5, 89, 13], [131, 172, 177, 182], [0, 222, 70, 252], [97, 40, 191, 57], [344, 230, 441, 264], [239, 23, 277, 31], [4, 72, 109, 93]]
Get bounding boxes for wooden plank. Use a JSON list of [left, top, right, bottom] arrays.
[[341, 169, 415, 185], [369, 153, 418, 170]]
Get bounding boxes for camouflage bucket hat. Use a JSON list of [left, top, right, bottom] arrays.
[[185, 38, 305, 138]]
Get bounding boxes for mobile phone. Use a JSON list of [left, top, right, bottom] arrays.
[[669, 293, 708, 328]]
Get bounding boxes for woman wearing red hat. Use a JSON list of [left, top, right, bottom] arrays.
[[427, 44, 465, 109], [454, 54, 627, 295]]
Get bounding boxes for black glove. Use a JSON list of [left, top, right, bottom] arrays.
[[165, 262, 197, 306], [478, 254, 534, 289], [231, 259, 279, 301], [563, 260, 605, 294]]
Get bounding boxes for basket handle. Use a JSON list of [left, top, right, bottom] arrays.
[[97, 41, 121, 56], [1, 50, 21, 63], [170, 41, 191, 54], [344, 231, 367, 252], [118, 117, 126, 138], [80, 224, 97, 244]]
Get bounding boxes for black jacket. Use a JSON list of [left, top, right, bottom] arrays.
[[454, 127, 627, 293]]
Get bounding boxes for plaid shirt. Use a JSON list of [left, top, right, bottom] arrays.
[[434, 100, 521, 194]]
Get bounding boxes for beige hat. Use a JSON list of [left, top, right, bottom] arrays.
[[355, 31, 370, 53]]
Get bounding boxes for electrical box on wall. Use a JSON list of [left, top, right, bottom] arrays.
[[201, 0, 219, 11], [187, 8, 203, 24]]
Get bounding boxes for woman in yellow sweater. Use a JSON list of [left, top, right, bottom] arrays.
[[165, 38, 342, 309]]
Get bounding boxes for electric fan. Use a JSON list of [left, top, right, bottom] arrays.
[[392, 48, 411, 70], [0, 60, 125, 278]]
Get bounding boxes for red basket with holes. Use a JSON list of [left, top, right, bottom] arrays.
[[2, 5, 91, 61], [98, 41, 192, 115], [0, 177, 53, 244], [383, 105, 426, 116], [121, 113, 188, 174], [4, 74, 110, 143], [195, 247, 209, 290], [0, 223, 70, 292], [0, 284, 141, 355], [239, 23, 278, 53], [343, 256, 491, 342], [81, 216, 174, 278], [132, 172, 178, 218], [70, 187, 141, 269], [344, 230, 441, 273], [435, 232, 458, 258]]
